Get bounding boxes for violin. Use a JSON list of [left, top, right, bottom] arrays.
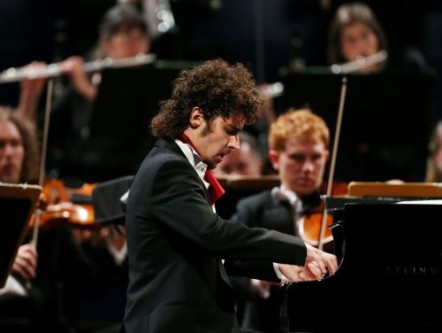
[[28, 178, 97, 232], [298, 180, 348, 251]]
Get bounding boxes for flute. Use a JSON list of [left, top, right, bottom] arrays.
[[330, 50, 388, 74], [0, 53, 157, 84]]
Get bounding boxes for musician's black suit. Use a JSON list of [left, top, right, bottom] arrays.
[[122, 139, 308, 333]]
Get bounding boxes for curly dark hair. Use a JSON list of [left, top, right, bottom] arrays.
[[151, 59, 262, 140], [0, 107, 39, 183]]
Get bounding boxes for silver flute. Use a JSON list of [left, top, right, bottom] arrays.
[[0, 53, 157, 84], [330, 50, 388, 74]]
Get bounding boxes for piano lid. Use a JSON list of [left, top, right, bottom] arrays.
[[285, 203, 442, 332]]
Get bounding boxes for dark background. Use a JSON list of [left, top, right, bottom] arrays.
[[1, 0, 442, 182], [2, 0, 441, 96]]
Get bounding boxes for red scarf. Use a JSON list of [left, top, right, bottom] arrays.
[[179, 133, 225, 205]]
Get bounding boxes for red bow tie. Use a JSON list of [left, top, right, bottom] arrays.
[[179, 133, 225, 205]]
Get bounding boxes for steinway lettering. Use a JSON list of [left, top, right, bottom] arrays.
[[385, 265, 439, 276]]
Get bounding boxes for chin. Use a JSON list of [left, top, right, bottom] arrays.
[[295, 186, 316, 196], [297, 190, 312, 197]]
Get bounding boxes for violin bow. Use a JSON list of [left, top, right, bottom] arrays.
[[30, 79, 54, 249], [318, 76, 347, 251]]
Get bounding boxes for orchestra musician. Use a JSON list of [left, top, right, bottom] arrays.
[[327, 2, 427, 74], [0, 106, 126, 332], [0, 106, 74, 331], [0, 108, 39, 300], [327, 2, 388, 74], [2, 3, 153, 184], [229, 108, 333, 333], [46, 2, 153, 183], [213, 131, 264, 178]]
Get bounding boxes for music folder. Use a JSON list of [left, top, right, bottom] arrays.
[[0, 183, 41, 288]]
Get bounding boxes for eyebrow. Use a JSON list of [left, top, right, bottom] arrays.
[[228, 124, 242, 133]]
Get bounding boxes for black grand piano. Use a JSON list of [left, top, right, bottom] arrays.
[[284, 200, 442, 332], [216, 178, 442, 331]]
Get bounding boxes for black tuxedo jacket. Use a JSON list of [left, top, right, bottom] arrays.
[[122, 139, 307, 333]]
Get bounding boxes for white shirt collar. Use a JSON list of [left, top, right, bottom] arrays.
[[175, 139, 209, 189], [271, 184, 300, 207]]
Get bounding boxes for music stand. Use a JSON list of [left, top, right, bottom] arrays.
[[0, 183, 41, 288], [78, 64, 185, 182], [275, 71, 437, 182], [90, 64, 180, 143]]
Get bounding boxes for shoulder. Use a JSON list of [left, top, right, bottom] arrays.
[[128, 141, 205, 206], [141, 139, 189, 171], [387, 46, 429, 73], [236, 190, 274, 209], [133, 140, 197, 189]]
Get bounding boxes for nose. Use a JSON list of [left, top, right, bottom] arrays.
[[227, 134, 240, 151], [355, 38, 370, 55], [301, 159, 315, 173], [3, 143, 15, 156]]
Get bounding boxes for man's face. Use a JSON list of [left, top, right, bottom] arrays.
[[269, 137, 329, 197], [192, 114, 245, 170], [0, 121, 24, 183]]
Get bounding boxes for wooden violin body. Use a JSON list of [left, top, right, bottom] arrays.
[[28, 178, 97, 232], [298, 210, 334, 247], [297, 180, 348, 250]]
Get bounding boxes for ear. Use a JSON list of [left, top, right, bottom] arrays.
[[268, 149, 280, 170], [189, 107, 204, 129]]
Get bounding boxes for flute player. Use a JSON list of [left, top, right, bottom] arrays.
[[47, 3, 154, 182]]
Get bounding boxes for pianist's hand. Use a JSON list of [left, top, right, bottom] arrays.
[[278, 264, 311, 283], [278, 244, 338, 283], [304, 243, 338, 279]]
